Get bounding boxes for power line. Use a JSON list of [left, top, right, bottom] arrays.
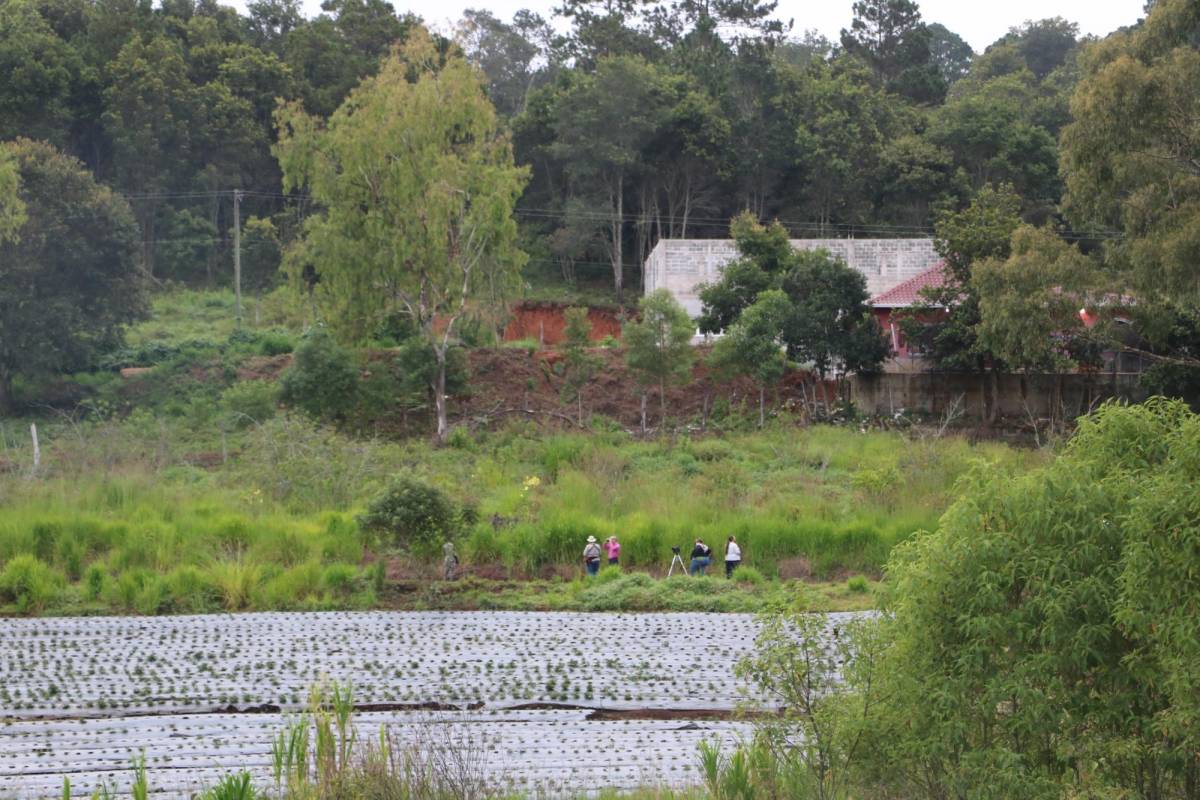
[[99, 187, 1127, 242]]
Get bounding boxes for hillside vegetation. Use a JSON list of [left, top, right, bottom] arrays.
[[0, 400, 1042, 616]]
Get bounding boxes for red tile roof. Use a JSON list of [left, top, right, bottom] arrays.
[[869, 263, 950, 308]]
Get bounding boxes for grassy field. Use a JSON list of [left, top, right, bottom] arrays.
[[0, 288, 1049, 616], [0, 408, 1043, 616]]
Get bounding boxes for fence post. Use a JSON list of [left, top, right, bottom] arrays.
[[30, 423, 40, 475]]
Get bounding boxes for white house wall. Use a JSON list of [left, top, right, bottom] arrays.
[[644, 238, 940, 317]]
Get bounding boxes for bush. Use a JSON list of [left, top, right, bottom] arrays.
[[256, 562, 323, 609], [863, 400, 1200, 798], [846, 575, 868, 593], [357, 478, 457, 551], [735, 566, 765, 585], [0, 555, 62, 611], [279, 328, 359, 419], [320, 563, 360, 597], [257, 329, 294, 356], [83, 563, 107, 600], [220, 380, 278, 428], [165, 566, 220, 612]]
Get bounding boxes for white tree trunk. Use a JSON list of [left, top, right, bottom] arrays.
[[433, 346, 449, 443]]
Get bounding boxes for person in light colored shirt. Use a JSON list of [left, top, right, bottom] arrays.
[[724, 536, 741, 579], [582, 536, 602, 576], [604, 536, 621, 566]]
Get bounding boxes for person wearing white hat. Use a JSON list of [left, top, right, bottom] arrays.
[[582, 535, 602, 576]]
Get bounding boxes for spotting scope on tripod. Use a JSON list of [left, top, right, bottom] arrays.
[[667, 545, 686, 577]]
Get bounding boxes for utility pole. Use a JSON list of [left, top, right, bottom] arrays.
[[233, 189, 243, 329]]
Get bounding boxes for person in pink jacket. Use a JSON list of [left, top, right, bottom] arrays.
[[604, 536, 621, 566]]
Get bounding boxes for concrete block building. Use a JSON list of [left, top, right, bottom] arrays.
[[643, 238, 941, 318]]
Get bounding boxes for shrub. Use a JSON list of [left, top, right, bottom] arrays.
[[320, 563, 360, 597], [357, 478, 457, 551], [220, 381, 278, 428], [82, 563, 107, 600], [735, 566, 765, 585], [256, 562, 323, 609], [463, 526, 502, 565], [133, 574, 172, 614], [257, 329, 294, 356], [847, 575, 868, 593], [57, 538, 85, 581], [208, 559, 262, 611], [279, 329, 359, 419], [0, 555, 62, 611], [446, 426, 475, 451], [595, 565, 624, 584], [165, 566, 220, 612]]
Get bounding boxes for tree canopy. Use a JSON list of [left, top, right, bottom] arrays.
[[699, 212, 888, 381], [0, 139, 146, 412], [274, 26, 527, 440]]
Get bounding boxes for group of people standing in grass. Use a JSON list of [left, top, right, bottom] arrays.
[[581, 534, 742, 578], [689, 537, 741, 578], [581, 535, 620, 575]]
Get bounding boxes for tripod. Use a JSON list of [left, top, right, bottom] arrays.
[[667, 548, 687, 577]]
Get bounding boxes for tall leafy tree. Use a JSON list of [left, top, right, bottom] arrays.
[[559, 306, 601, 424], [903, 183, 1022, 424], [925, 21, 972, 85], [710, 288, 790, 426], [554, 0, 660, 65], [699, 212, 888, 395], [0, 149, 26, 243], [623, 288, 695, 430], [928, 73, 1061, 205], [282, 0, 415, 118], [974, 225, 1101, 377], [457, 9, 554, 118], [102, 33, 200, 275], [696, 212, 785, 334], [0, 140, 147, 413], [0, 0, 82, 147], [792, 59, 897, 228], [1062, 0, 1200, 308], [999, 17, 1079, 81], [245, 0, 304, 54], [840, 0, 943, 102], [275, 27, 528, 442], [548, 55, 674, 303]]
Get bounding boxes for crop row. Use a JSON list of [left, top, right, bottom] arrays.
[[0, 709, 750, 798], [0, 611, 852, 719]]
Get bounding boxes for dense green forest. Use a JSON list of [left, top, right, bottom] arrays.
[[0, 0, 1095, 293], [4, 0, 1200, 423]]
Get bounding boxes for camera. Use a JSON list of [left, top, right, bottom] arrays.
[[671, 545, 681, 554]]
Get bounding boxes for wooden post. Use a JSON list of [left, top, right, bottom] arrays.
[[30, 423, 40, 474], [233, 189, 243, 329]]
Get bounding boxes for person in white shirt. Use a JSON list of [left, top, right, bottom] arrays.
[[724, 536, 742, 579]]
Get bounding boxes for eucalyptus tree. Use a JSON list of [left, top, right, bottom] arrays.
[[623, 288, 695, 430], [1061, 0, 1200, 308], [274, 27, 528, 442]]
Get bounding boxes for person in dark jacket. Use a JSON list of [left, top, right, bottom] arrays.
[[689, 539, 712, 576]]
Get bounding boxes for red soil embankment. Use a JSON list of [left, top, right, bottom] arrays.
[[502, 302, 623, 345], [461, 347, 835, 430]]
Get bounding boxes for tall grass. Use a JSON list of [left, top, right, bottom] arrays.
[[0, 412, 1046, 614]]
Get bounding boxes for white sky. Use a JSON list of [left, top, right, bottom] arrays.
[[234, 0, 1148, 52]]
